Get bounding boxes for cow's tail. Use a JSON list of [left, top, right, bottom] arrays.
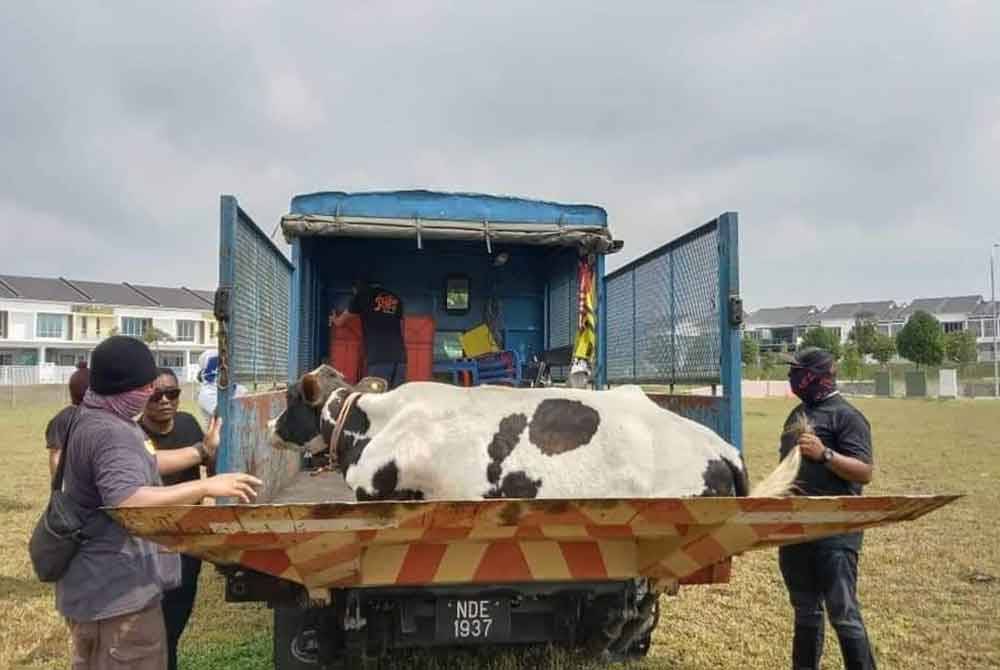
[[749, 447, 802, 498], [724, 456, 751, 497]]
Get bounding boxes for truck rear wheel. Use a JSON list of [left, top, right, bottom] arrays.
[[274, 607, 321, 669]]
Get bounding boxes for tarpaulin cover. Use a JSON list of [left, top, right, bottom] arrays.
[[281, 190, 617, 252]]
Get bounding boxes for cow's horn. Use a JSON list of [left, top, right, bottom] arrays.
[[356, 376, 388, 394]]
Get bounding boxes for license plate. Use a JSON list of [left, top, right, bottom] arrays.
[[435, 598, 511, 643]]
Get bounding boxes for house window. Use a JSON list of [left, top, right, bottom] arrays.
[[176, 320, 196, 342], [968, 320, 982, 338], [158, 352, 185, 368], [0, 311, 7, 338], [985, 319, 997, 338], [36, 313, 68, 339], [0, 352, 12, 365], [80, 316, 88, 338], [942, 321, 964, 334], [209, 322, 216, 340], [121, 317, 151, 338]]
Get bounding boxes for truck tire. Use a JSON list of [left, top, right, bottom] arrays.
[[274, 607, 321, 669]]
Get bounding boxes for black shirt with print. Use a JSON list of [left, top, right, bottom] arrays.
[[141, 412, 206, 486], [780, 393, 874, 550], [349, 286, 406, 365]]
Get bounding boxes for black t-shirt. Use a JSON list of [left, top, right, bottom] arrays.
[[780, 393, 874, 550], [45, 405, 78, 451], [141, 412, 206, 486], [349, 286, 406, 365]]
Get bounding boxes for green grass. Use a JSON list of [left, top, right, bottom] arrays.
[[1, 393, 997, 669]]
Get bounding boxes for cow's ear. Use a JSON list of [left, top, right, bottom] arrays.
[[302, 373, 322, 406]]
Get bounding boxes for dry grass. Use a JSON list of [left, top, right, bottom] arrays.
[[1, 394, 997, 669]]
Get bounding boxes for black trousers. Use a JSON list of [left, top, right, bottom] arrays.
[[162, 554, 202, 670], [779, 543, 876, 670]]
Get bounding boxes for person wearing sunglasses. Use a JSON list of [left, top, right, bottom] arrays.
[[140, 368, 221, 670]]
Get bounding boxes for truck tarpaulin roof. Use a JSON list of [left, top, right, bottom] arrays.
[[108, 494, 957, 594], [280, 190, 620, 253]]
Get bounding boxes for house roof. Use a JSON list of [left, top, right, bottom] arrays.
[[818, 301, 897, 321], [970, 301, 999, 318], [0, 274, 214, 311], [896, 295, 983, 319], [745, 305, 819, 328]]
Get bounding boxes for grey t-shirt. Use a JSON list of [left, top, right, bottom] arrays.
[[56, 406, 181, 622]]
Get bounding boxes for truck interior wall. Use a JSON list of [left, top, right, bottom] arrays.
[[294, 237, 581, 375]]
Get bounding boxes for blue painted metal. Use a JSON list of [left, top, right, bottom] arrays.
[[289, 190, 608, 227], [221, 391, 297, 501], [596, 254, 607, 388], [217, 195, 294, 475], [289, 238, 302, 382], [717, 213, 742, 451]]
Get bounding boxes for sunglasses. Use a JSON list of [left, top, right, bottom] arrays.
[[150, 388, 181, 402]]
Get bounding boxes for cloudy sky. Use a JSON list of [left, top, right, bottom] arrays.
[[2, 2, 998, 310]]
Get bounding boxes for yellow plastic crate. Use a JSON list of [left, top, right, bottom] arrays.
[[460, 324, 499, 358]]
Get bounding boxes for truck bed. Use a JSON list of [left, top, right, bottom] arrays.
[[272, 469, 354, 504]]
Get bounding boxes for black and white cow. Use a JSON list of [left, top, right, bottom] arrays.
[[270, 365, 794, 502]]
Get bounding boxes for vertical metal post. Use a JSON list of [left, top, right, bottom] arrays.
[[217, 195, 238, 475], [289, 238, 302, 382], [992, 244, 998, 398], [597, 254, 608, 389], [631, 271, 637, 380], [718, 212, 743, 451]]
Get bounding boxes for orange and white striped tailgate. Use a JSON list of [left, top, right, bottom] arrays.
[[109, 495, 958, 591]]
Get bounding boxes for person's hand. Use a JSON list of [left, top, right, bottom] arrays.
[[203, 416, 222, 460], [203, 473, 263, 503], [797, 433, 827, 462]]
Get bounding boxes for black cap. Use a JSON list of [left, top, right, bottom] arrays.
[[90, 336, 158, 395], [780, 346, 835, 372]]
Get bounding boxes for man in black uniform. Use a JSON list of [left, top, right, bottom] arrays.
[[141, 368, 221, 670], [779, 347, 877, 670], [332, 279, 407, 388]]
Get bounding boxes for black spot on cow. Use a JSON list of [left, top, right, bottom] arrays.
[[274, 394, 320, 446], [528, 399, 600, 456], [485, 413, 528, 485], [700, 458, 749, 497], [355, 460, 426, 502], [491, 471, 542, 499]]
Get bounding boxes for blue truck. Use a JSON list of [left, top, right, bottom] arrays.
[[211, 190, 744, 667]]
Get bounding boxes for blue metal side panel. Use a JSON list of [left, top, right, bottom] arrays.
[[289, 190, 608, 227], [717, 213, 742, 451], [223, 391, 296, 501], [288, 238, 302, 382], [217, 195, 294, 476], [596, 254, 607, 388], [600, 214, 741, 448]]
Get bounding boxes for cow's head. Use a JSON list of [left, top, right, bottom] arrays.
[[270, 366, 386, 463]]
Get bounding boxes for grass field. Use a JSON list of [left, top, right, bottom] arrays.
[[1, 392, 997, 669]]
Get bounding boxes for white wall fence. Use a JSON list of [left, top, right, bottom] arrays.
[[0, 364, 199, 386]]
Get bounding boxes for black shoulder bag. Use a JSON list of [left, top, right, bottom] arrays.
[[28, 410, 108, 582]]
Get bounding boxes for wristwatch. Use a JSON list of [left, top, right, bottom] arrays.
[[821, 447, 835, 465]]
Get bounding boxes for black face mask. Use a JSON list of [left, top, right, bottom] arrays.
[[789, 367, 836, 405]]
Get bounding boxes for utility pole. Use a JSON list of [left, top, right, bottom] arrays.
[[992, 244, 998, 398]]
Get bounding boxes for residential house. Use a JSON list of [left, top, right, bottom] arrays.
[[743, 306, 820, 352], [0, 274, 217, 380], [811, 301, 897, 344], [968, 301, 999, 362]]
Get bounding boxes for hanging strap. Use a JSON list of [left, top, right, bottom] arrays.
[[51, 408, 81, 492], [327, 391, 363, 469]]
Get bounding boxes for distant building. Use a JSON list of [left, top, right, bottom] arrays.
[[0, 274, 216, 380], [745, 294, 999, 362], [743, 306, 820, 352]]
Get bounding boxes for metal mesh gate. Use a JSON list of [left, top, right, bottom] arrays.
[[600, 213, 741, 447], [219, 196, 293, 388]]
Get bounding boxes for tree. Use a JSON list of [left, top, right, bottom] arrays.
[[760, 351, 777, 378], [741, 337, 760, 367], [848, 315, 879, 355], [143, 327, 174, 352], [896, 310, 945, 368], [871, 333, 897, 367], [841, 344, 863, 381], [799, 326, 842, 360], [944, 330, 977, 371]]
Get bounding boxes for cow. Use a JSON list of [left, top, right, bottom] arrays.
[[269, 365, 799, 502]]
